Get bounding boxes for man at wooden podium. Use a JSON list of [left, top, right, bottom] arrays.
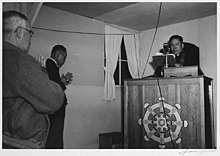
[[124, 34, 214, 149], [153, 35, 202, 77]]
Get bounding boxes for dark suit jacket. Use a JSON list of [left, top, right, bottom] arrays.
[[46, 58, 66, 91], [175, 42, 199, 66], [45, 58, 67, 148]]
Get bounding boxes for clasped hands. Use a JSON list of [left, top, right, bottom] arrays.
[[61, 72, 73, 86], [35, 54, 73, 86]]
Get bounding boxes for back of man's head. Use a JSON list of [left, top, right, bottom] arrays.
[[3, 11, 32, 52], [3, 11, 28, 39]]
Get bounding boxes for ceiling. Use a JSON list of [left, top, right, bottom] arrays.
[[43, 2, 217, 31]]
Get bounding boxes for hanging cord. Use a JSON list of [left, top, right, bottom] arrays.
[[141, 2, 162, 77], [32, 26, 135, 36], [156, 77, 176, 148]]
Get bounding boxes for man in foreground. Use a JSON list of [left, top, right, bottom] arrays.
[[3, 11, 64, 149]]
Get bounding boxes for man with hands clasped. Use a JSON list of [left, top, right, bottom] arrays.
[[44, 45, 73, 148]]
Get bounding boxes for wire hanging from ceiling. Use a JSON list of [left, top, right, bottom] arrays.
[[141, 2, 162, 77], [32, 26, 137, 36]]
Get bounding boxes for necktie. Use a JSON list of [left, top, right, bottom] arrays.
[[175, 54, 180, 64]]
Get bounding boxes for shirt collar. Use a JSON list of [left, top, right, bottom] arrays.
[[49, 57, 58, 67], [175, 50, 184, 57]]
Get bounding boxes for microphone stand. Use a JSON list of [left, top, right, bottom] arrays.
[[165, 53, 168, 68], [163, 43, 169, 68]]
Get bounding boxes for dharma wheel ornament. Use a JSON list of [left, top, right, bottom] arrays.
[[138, 97, 188, 149]]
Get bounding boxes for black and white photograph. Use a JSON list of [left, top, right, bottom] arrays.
[[1, 1, 218, 155]]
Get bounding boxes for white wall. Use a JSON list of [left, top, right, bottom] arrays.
[[140, 15, 217, 146], [29, 6, 122, 148], [64, 86, 122, 148]]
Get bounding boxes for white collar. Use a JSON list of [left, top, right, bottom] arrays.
[[49, 57, 58, 67]]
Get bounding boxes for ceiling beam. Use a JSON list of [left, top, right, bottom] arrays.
[[28, 2, 43, 26]]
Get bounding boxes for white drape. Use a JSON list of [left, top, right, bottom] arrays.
[[124, 34, 141, 78], [103, 25, 123, 101]]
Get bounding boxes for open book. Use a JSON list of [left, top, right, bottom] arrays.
[[152, 53, 176, 67]]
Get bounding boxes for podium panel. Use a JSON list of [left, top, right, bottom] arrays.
[[124, 76, 214, 149]]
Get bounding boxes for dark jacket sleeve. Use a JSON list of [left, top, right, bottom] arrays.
[[46, 59, 66, 91], [183, 43, 200, 66]]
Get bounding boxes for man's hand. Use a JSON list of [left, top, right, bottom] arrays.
[[61, 72, 73, 86], [35, 54, 45, 67], [35, 54, 47, 73], [174, 63, 182, 68]]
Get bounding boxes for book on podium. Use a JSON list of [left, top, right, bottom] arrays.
[[152, 53, 176, 67]]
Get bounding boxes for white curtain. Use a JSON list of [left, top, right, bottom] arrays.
[[124, 34, 141, 78], [103, 25, 123, 101]]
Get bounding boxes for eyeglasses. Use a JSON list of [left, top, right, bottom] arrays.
[[14, 27, 34, 36]]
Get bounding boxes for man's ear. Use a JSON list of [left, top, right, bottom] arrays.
[[15, 27, 22, 39], [182, 43, 184, 49]]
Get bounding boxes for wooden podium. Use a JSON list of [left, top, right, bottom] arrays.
[[124, 76, 214, 149]]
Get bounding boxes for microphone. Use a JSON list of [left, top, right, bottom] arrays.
[[163, 43, 170, 68], [163, 43, 170, 54]]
